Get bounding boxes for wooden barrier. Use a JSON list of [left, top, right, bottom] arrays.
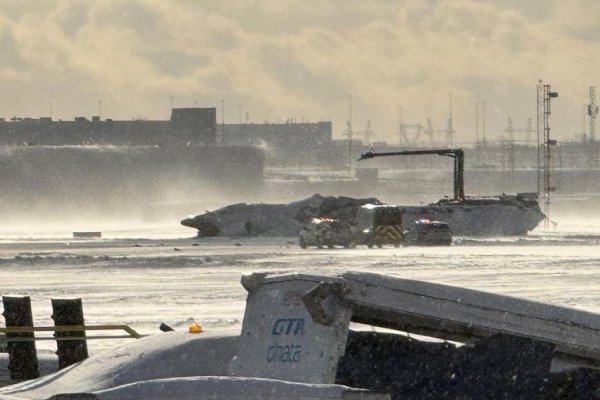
[[1, 298, 145, 381], [1, 296, 39, 380]]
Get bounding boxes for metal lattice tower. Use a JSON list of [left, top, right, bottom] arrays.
[[424, 119, 435, 145], [582, 104, 588, 142], [363, 120, 374, 145], [400, 123, 424, 146], [589, 87, 597, 143], [503, 117, 534, 171], [504, 117, 515, 171], [447, 92, 455, 147], [397, 107, 407, 145], [475, 102, 479, 145], [344, 95, 353, 171], [482, 102, 487, 146], [542, 84, 558, 229], [526, 118, 535, 144], [587, 87, 599, 168]]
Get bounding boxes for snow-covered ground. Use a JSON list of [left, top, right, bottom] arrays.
[[1, 224, 600, 358], [0, 221, 599, 397]]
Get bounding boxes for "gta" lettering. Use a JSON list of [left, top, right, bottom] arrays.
[[270, 318, 305, 336]]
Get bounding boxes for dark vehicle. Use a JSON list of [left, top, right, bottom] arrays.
[[357, 205, 404, 248], [404, 219, 452, 246], [299, 218, 358, 249], [299, 218, 327, 249]]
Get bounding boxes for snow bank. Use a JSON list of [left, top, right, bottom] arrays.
[[0, 351, 58, 389], [49, 376, 386, 400], [0, 332, 238, 400]]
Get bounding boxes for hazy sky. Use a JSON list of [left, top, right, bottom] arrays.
[[0, 0, 598, 144]]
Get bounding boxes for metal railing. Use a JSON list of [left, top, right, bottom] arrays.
[[0, 324, 146, 342]]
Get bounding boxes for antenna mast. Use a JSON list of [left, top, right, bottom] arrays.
[[536, 81, 544, 195], [542, 84, 559, 229]]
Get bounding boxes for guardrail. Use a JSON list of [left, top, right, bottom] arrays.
[[0, 325, 144, 341]]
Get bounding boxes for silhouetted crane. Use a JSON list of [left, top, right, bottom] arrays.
[[358, 148, 465, 202]]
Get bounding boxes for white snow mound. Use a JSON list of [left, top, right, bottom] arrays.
[[52, 376, 376, 400], [0, 332, 238, 400]]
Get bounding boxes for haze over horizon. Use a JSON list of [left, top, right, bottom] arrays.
[[0, 0, 598, 144]]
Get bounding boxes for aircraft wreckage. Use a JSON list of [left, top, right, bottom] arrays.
[[181, 194, 381, 238], [2, 271, 600, 399], [183, 149, 545, 238], [181, 192, 543, 238]]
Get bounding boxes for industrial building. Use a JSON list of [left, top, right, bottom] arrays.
[[0, 108, 217, 146], [0, 108, 265, 220]]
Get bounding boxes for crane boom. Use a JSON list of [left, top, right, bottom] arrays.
[[358, 148, 465, 201]]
